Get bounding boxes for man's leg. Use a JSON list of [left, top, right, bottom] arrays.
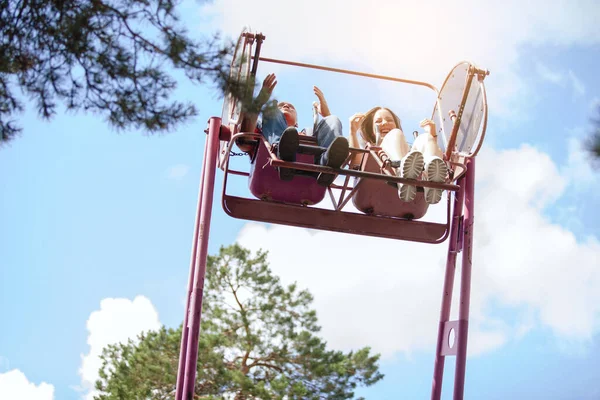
[[314, 115, 349, 186], [261, 109, 289, 145], [261, 108, 299, 180], [314, 115, 343, 148]]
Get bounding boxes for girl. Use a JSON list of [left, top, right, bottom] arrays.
[[349, 107, 448, 204]]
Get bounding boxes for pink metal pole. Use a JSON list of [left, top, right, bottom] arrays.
[[431, 173, 466, 400], [174, 133, 210, 400], [453, 157, 476, 399], [181, 117, 221, 400]]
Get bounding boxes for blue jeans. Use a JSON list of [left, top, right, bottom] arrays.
[[261, 109, 344, 150]]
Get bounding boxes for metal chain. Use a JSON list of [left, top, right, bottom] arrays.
[[229, 151, 248, 157]]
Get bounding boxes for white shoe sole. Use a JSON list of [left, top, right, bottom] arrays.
[[398, 152, 424, 202], [424, 158, 448, 204]]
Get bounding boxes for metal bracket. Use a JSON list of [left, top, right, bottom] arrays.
[[472, 66, 490, 82], [441, 320, 460, 356]]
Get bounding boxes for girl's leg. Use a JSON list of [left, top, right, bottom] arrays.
[[381, 129, 425, 202], [422, 154, 448, 204], [380, 129, 410, 160], [414, 133, 448, 204]]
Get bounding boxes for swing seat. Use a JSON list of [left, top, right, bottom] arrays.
[[352, 146, 429, 220], [248, 136, 327, 205]]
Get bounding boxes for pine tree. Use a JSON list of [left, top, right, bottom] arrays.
[[587, 105, 600, 163], [95, 244, 384, 399], [0, 0, 236, 146]]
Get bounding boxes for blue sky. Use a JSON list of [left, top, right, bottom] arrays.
[[1, 1, 600, 399]]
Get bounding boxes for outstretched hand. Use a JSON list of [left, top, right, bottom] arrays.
[[349, 113, 364, 136], [255, 73, 277, 108], [419, 118, 437, 137], [240, 73, 276, 134], [313, 86, 331, 117]]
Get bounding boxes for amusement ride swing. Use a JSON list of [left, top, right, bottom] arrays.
[[174, 29, 490, 400]]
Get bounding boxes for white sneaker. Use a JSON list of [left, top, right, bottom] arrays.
[[398, 151, 424, 202], [424, 157, 448, 204]]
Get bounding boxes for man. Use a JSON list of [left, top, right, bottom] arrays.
[[239, 73, 349, 186]]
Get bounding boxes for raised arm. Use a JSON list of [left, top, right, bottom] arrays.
[[313, 86, 331, 117], [348, 113, 365, 168], [239, 73, 278, 133], [411, 118, 443, 159]]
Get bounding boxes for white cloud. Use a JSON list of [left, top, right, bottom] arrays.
[[468, 330, 508, 357], [236, 144, 600, 359], [200, 0, 600, 120], [0, 369, 54, 400], [198, 0, 600, 360], [78, 296, 161, 400], [536, 62, 564, 84], [568, 70, 586, 97], [533, 63, 586, 99], [475, 146, 600, 337], [166, 164, 190, 180]]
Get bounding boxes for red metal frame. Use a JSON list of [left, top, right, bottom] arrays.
[[175, 117, 221, 400], [221, 133, 453, 243], [430, 158, 476, 399], [444, 70, 475, 161], [175, 30, 488, 400], [228, 133, 460, 192], [174, 131, 209, 399]]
